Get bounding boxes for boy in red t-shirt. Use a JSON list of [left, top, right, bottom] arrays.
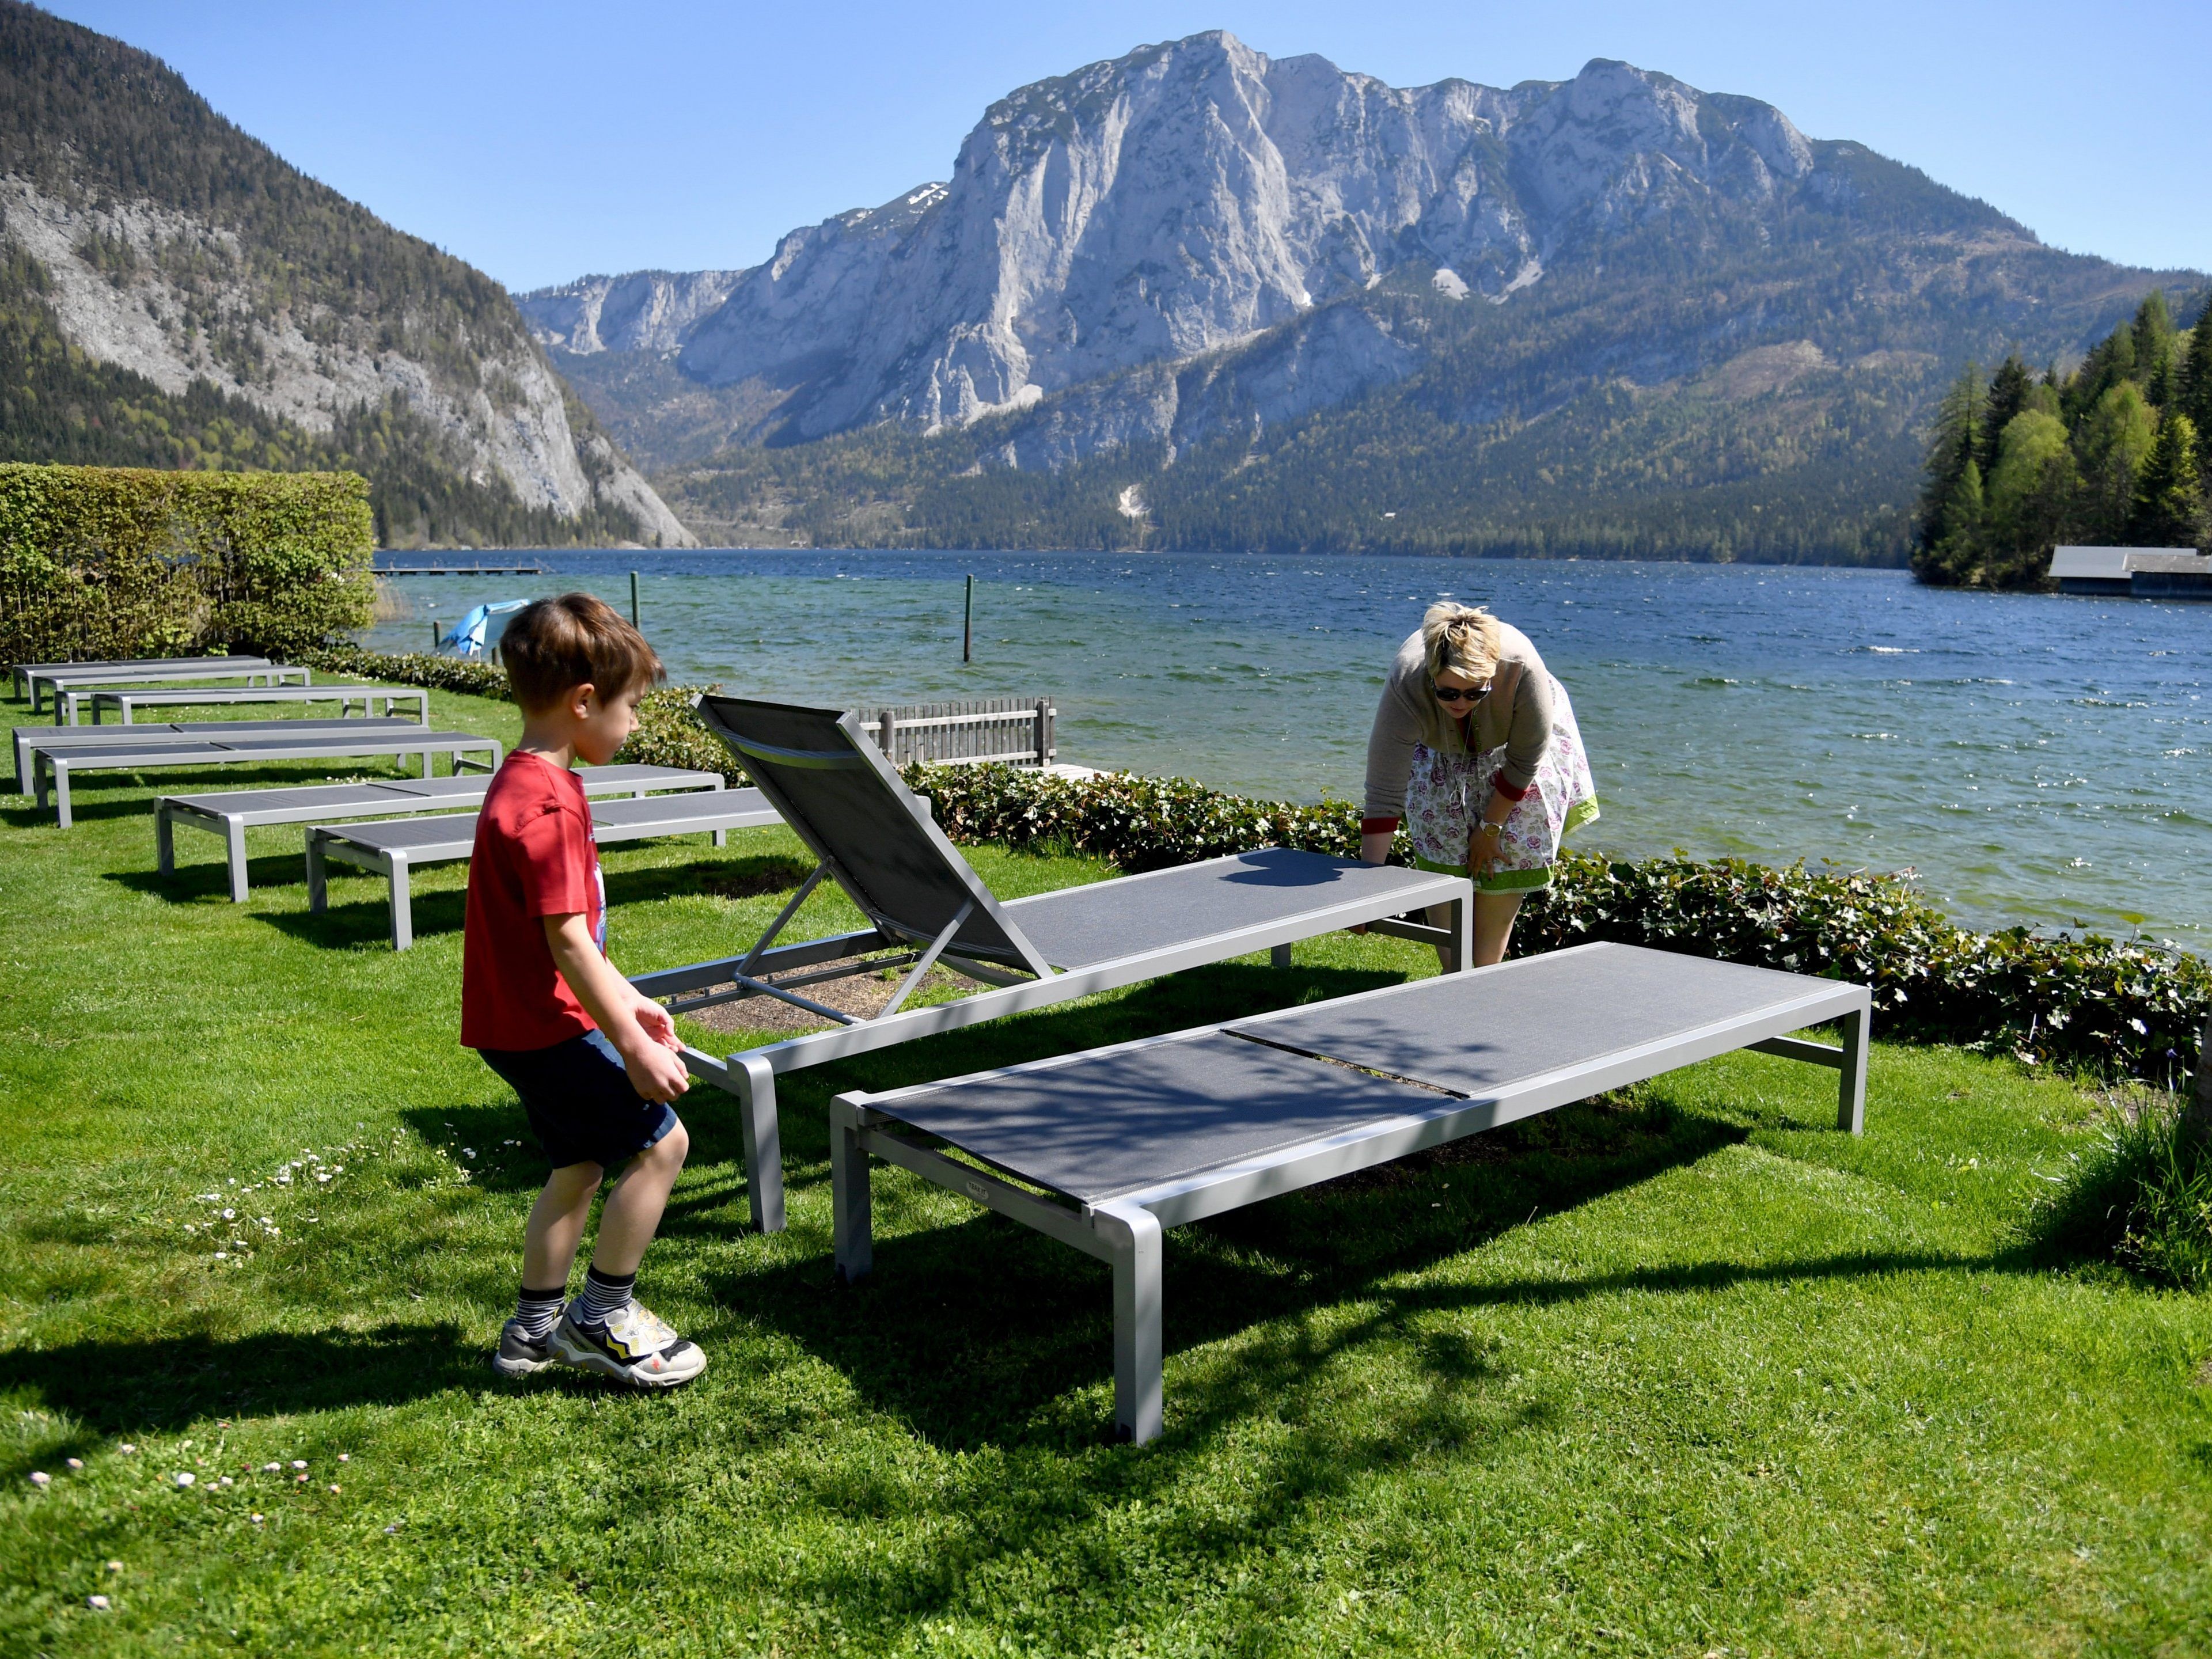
[[465, 593, 704, 1387]]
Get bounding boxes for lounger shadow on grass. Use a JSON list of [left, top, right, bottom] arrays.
[[0, 1322, 483, 1436], [710, 1094, 1757, 1451]]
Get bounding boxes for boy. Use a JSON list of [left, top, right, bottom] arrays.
[[462, 593, 705, 1387]]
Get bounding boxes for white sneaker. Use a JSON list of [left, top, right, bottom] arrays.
[[549, 1300, 707, 1388]]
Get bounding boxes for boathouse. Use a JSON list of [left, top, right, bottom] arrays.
[[2048, 546, 2212, 599]]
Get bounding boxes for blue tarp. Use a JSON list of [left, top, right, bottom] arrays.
[[439, 600, 529, 656]]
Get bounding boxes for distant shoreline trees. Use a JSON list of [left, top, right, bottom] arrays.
[[1913, 292, 2211, 588]]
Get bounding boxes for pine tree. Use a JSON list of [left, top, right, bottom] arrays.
[[1980, 354, 2032, 460], [1913, 362, 1983, 569], [2133, 290, 2176, 387], [2130, 413, 2203, 547], [2179, 317, 2212, 457]]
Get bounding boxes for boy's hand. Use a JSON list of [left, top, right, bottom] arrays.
[[619, 1038, 692, 1104], [632, 994, 684, 1051]]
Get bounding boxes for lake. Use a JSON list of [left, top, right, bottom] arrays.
[[365, 551, 2211, 946]]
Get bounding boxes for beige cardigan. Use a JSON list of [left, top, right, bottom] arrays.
[[1362, 621, 1558, 822]]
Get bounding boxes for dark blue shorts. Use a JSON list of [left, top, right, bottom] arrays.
[[477, 1028, 679, 1172]]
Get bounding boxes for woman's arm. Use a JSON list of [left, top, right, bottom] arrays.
[[542, 912, 692, 1102], [1360, 635, 1429, 864]]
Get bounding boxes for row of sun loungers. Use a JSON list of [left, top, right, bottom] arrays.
[[9, 665, 1875, 1440]]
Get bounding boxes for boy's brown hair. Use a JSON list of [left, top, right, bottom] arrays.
[[500, 593, 664, 712]]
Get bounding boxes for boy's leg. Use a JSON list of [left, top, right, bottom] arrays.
[[495, 1161, 601, 1379], [588, 1119, 689, 1277], [552, 1119, 707, 1388]]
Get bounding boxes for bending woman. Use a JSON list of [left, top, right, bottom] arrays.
[[1361, 602, 1599, 966]]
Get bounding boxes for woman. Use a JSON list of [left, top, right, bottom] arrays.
[[1361, 601, 1599, 966]]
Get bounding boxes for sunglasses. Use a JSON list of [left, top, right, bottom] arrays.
[[1432, 682, 1490, 704]]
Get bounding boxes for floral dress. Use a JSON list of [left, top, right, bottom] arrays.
[[1405, 674, 1599, 893]]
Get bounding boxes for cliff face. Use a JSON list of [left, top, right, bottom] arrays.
[[524, 31, 2192, 559], [0, 1, 693, 547]]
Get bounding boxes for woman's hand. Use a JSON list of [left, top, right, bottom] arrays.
[[1468, 822, 1504, 878]]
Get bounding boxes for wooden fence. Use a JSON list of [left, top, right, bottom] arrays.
[[856, 697, 1055, 769]]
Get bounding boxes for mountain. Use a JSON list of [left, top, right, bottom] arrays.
[[521, 32, 2198, 561], [0, 0, 692, 548]]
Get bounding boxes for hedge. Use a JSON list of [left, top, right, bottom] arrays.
[[0, 463, 374, 662], [906, 761, 2211, 1084]]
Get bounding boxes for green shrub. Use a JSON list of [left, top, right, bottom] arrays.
[[2028, 1092, 2212, 1288], [0, 462, 373, 661], [907, 761, 2211, 1081], [295, 643, 510, 701]]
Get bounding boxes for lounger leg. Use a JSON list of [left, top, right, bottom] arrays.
[[155, 804, 174, 876], [226, 819, 250, 903], [1838, 1007, 1868, 1135], [388, 855, 413, 951], [54, 765, 71, 829], [1443, 894, 1471, 975], [1270, 943, 1292, 968], [731, 1052, 786, 1233], [306, 832, 329, 913], [711, 828, 727, 848], [1096, 1203, 1164, 1444], [829, 1097, 874, 1282]]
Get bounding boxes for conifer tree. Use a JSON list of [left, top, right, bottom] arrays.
[[1980, 354, 2032, 460], [1913, 363, 1983, 571], [2130, 413, 2203, 547], [2179, 318, 2212, 459]]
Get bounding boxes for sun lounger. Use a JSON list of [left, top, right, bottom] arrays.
[[829, 940, 1872, 1442], [31, 728, 501, 827], [626, 695, 1474, 1233], [12, 655, 274, 704], [307, 788, 779, 950], [14, 717, 424, 798], [31, 661, 308, 717], [157, 765, 725, 902], [79, 684, 428, 726]]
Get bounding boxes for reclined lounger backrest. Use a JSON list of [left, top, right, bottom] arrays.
[[696, 694, 1053, 977]]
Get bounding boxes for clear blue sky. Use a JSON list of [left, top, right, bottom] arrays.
[[39, 0, 2212, 293]]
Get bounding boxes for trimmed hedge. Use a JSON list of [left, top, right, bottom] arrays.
[[908, 761, 2211, 1084], [0, 463, 374, 660], [297, 643, 510, 700]]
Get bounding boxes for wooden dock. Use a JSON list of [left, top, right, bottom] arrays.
[[374, 563, 548, 576]]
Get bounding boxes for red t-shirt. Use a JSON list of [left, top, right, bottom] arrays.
[[460, 751, 606, 1051]]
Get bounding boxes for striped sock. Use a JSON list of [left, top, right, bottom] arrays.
[[576, 1265, 635, 1328], [514, 1284, 566, 1341]]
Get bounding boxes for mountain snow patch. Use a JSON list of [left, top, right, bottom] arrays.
[[1432, 268, 1470, 301]]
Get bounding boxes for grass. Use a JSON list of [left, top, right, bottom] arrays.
[[3, 685, 2211, 1656]]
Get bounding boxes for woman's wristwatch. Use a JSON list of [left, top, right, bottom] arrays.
[[1476, 823, 1503, 838]]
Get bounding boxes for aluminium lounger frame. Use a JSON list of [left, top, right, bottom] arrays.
[[830, 940, 1873, 1444], [306, 787, 779, 950], [155, 764, 726, 902], [631, 695, 1474, 1235]]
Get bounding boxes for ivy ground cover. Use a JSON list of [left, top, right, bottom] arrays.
[[2, 685, 2210, 1656]]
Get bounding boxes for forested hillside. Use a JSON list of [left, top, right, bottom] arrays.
[[0, 1, 689, 548], [1913, 293, 2212, 587]]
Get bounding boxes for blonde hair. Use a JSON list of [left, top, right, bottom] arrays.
[[1422, 601, 1501, 682]]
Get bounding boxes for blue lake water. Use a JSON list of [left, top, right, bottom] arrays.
[[366, 551, 2211, 946]]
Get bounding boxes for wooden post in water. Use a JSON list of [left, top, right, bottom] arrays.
[[963, 574, 973, 664], [629, 570, 640, 628], [429, 620, 441, 652]]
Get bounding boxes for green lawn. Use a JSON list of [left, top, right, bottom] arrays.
[[3, 687, 2209, 1657]]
